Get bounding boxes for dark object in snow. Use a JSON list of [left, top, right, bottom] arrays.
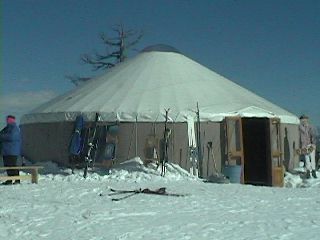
[[107, 187, 188, 201]]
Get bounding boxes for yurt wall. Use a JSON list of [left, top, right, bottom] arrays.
[[21, 122, 73, 165], [20, 119, 299, 181], [197, 122, 223, 178], [117, 121, 223, 178], [117, 122, 189, 168]]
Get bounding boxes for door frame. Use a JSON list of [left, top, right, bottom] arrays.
[[225, 117, 283, 186], [269, 118, 284, 187], [224, 117, 244, 183]]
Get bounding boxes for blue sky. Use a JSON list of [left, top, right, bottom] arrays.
[[1, 0, 319, 127]]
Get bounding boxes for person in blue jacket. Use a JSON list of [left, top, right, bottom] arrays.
[[0, 115, 21, 184]]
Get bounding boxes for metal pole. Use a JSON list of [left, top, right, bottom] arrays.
[[135, 116, 138, 156]]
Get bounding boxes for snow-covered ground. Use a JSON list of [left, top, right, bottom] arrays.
[[1, 158, 320, 240]]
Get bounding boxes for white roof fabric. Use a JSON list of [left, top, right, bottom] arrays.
[[21, 47, 299, 124]]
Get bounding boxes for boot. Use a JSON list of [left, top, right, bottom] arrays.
[[1, 180, 13, 185], [306, 170, 311, 179], [13, 180, 20, 184], [312, 170, 317, 179]]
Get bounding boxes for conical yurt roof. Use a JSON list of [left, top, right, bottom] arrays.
[[21, 44, 299, 124]]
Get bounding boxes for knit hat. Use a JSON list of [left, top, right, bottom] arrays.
[[299, 114, 309, 120], [6, 115, 16, 124]]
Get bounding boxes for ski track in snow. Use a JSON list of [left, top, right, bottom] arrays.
[[1, 159, 320, 240]]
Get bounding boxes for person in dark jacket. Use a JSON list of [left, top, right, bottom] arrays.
[[0, 115, 21, 184]]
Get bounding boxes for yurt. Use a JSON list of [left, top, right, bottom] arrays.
[[20, 44, 300, 186]]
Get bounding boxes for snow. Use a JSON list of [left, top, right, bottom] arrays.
[[1, 157, 320, 240]]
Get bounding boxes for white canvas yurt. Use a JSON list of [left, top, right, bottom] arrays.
[[20, 44, 300, 186]]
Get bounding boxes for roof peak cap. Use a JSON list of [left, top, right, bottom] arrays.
[[141, 44, 181, 54]]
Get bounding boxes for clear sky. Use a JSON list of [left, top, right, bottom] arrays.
[[1, 0, 319, 128]]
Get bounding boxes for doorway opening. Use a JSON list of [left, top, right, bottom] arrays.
[[242, 118, 271, 186]]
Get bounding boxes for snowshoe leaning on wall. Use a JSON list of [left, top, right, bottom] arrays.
[[68, 115, 85, 174]]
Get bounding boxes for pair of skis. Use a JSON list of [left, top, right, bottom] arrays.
[[195, 103, 203, 178], [107, 187, 188, 201], [68, 113, 102, 177], [83, 113, 101, 178], [188, 103, 203, 177], [159, 108, 170, 177]]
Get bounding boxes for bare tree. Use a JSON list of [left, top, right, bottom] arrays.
[[68, 24, 143, 86]]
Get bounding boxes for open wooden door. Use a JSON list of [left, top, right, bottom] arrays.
[[224, 117, 244, 183], [270, 118, 284, 187]]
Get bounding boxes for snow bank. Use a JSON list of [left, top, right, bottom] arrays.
[[17, 157, 320, 188], [5, 157, 320, 188], [285, 167, 320, 188], [36, 157, 198, 183]]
